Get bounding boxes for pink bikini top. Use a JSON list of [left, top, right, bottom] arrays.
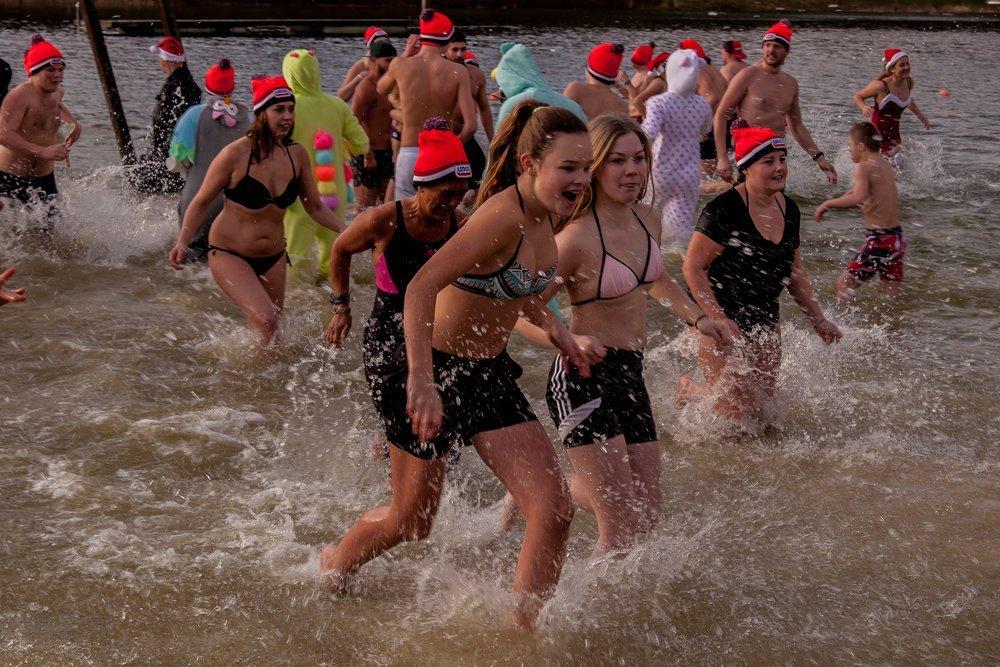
[[571, 205, 663, 306]]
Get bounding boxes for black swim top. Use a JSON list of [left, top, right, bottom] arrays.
[[224, 144, 299, 210], [694, 186, 800, 333], [451, 185, 557, 301], [374, 200, 458, 304]]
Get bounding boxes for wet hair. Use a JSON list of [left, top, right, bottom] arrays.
[[561, 114, 652, 231], [450, 29, 467, 44], [475, 100, 588, 209], [722, 40, 737, 54], [247, 110, 294, 165], [849, 122, 881, 152]]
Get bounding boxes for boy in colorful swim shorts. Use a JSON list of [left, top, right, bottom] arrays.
[[814, 123, 904, 303]]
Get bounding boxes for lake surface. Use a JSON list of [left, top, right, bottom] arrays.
[[1, 21, 998, 664]]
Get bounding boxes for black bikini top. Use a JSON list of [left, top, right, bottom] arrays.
[[224, 144, 299, 210]]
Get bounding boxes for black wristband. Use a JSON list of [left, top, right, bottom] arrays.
[[329, 292, 350, 305], [812, 151, 825, 162]]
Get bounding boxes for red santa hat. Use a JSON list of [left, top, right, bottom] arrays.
[[762, 20, 793, 49], [648, 51, 669, 73], [204, 59, 235, 96], [365, 26, 388, 48], [463, 51, 479, 67], [149, 36, 185, 63], [733, 123, 787, 171], [587, 43, 625, 85], [412, 117, 471, 184], [723, 40, 747, 61], [251, 75, 294, 114], [419, 9, 455, 45], [883, 48, 909, 70], [631, 42, 656, 67], [23, 34, 64, 77], [678, 38, 707, 62]]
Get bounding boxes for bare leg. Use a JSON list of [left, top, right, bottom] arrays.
[[473, 421, 573, 629], [208, 252, 285, 346], [881, 278, 902, 299], [565, 436, 638, 552], [626, 442, 662, 533], [697, 333, 777, 421], [319, 445, 446, 585], [836, 271, 863, 306], [675, 375, 708, 407]]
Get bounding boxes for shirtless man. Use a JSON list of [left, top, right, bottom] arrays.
[[0, 35, 79, 222], [445, 32, 493, 196], [626, 51, 667, 122], [679, 39, 728, 174], [628, 42, 656, 89], [377, 9, 475, 199], [720, 40, 749, 82], [713, 20, 837, 184], [338, 27, 390, 102], [352, 40, 397, 208], [563, 42, 628, 120]]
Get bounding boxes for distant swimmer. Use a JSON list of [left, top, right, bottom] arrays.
[[493, 42, 587, 126], [626, 51, 667, 122], [713, 20, 838, 185], [815, 123, 904, 303], [679, 38, 727, 174], [168, 59, 252, 262], [168, 76, 344, 346], [0, 35, 79, 226], [130, 37, 202, 194], [852, 49, 932, 165], [446, 31, 493, 198], [641, 50, 713, 245], [376, 9, 476, 199], [0, 266, 27, 306], [683, 125, 841, 420], [563, 43, 629, 120], [351, 39, 397, 209], [719, 39, 749, 82], [336, 27, 390, 102]]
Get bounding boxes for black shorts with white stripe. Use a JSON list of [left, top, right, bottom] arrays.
[[545, 348, 657, 448]]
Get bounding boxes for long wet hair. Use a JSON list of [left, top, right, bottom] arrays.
[[557, 115, 653, 232], [247, 108, 295, 165], [475, 100, 588, 210]]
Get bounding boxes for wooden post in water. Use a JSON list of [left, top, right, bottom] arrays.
[[157, 0, 180, 39], [79, 0, 136, 165]]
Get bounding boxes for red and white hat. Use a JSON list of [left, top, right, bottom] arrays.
[[23, 34, 64, 77], [251, 75, 294, 114], [463, 51, 479, 67], [365, 26, 388, 48], [412, 117, 471, 184], [723, 40, 747, 61], [205, 59, 235, 96], [149, 36, 185, 62], [678, 38, 707, 62], [762, 20, 793, 50], [648, 51, 669, 73], [631, 42, 656, 67], [587, 43, 625, 85], [419, 9, 455, 45], [883, 48, 909, 70], [733, 124, 787, 171]]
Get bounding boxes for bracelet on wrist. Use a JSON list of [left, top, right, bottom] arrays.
[[812, 151, 825, 162], [329, 291, 350, 305], [687, 313, 707, 328]]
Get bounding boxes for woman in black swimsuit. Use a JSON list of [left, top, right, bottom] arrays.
[[682, 125, 842, 420], [168, 75, 343, 346]]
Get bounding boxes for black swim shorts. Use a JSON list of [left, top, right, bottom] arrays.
[[546, 348, 657, 447], [700, 131, 718, 161], [352, 148, 394, 189], [0, 169, 57, 204], [462, 138, 486, 190]]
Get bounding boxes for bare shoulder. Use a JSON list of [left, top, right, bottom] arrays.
[[730, 65, 757, 87], [361, 200, 399, 236], [634, 201, 662, 242], [779, 70, 799, 90], [289, 142, 311, 163]]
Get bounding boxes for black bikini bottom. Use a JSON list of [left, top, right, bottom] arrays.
[[207, 245, 291, 277]]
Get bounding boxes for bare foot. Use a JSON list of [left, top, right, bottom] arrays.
[[319, 545, 351, 594], [676, 375, 707, 407], [499, 492, 519, 533]]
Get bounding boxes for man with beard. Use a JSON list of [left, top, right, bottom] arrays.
[[352, 40, 398, 208], [445, 31, 492, 197], [713, 20, 837, 184]]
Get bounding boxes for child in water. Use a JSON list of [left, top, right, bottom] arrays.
[[815, 123, 904, 303]]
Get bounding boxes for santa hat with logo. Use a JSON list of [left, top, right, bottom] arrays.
[[883, 48, 909, 70], [23, 34, 64, 77], [251, 75, 294, 114], [149, 36, 185, 63], [204, 59, 235, 96], [463, 51, 479, 67], [732, 121, 787, 172], [631, 41, 656, 67], [412, 117, 471, 185], [762, 20, 793, 50], [365, 26, 388, 49], [678, 38, 707, 62], [419, 9, 455, 45], [587, 43, 625, 85], [648, 51, 669, 74], [723, 40, 747, 61]]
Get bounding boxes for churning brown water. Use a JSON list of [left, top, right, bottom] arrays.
[[1, 20, 998, 664]]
